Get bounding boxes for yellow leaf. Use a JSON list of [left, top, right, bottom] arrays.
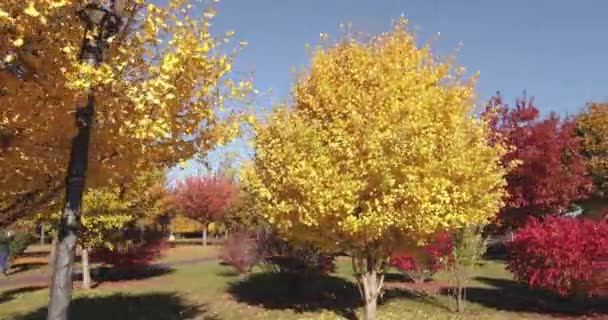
[[24, 2, 40, 17], [12, 37, 24, 47], [0, 9, 10, 19]]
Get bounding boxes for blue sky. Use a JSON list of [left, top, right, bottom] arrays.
[[170, 0, 608, 180]]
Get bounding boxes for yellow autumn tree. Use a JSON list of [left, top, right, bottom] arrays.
[[1, 0, 250, 318], [38, 169, 166, 289], [0, 0, 249, 221], [79, 187, 131, 289], [244, 21, 507, 320], [171, 214, 203, 233], [577, 103, 608, 196]]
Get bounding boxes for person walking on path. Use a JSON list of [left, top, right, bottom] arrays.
[[0, 235, 9, 276]]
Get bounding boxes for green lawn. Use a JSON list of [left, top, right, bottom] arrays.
[[2, 251, 606, 320]]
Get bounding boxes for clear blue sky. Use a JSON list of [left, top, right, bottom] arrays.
[[170, 0, 608, 180], [212, 0, 608, 114]]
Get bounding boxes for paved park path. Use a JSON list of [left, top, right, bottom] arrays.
[[0, 256, 217, 289]]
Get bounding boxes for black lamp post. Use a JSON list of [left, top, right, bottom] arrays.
[[47, 2, 122, 320]]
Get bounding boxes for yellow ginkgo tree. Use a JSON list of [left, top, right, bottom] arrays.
[[577, 103, 608, 196], [244, 21, 508, 320], [39, 169, 167, 290], [1, 0, 250, 318]]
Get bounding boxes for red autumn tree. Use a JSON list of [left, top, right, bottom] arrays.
[[173, 175, 238, 245], [484, 93, 593, 229]]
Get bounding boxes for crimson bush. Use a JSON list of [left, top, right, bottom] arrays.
[[507, 217, 608, 297], [391, 232, 452, 283], [91, 238, 168, 270]]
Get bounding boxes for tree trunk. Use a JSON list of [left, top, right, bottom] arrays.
[[353, 255, 384, 320], [202, 226, 207, 246], [359, 270, 382, 320], [46, 22, 105, 319], [456, 285, 465, 313], [47, 94, 94, 320], [139, 224, 145, 242], [81, 248, 91, 290], [40, 225, 45, 246], [363, 293, 377, 320]]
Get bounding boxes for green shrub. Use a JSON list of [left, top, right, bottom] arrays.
[[8, 231, 30, 259]]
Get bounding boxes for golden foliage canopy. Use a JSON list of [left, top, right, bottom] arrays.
[[37, 169, 167, 249], [244, 21, 508, 255], [0, 0, 251, 217]]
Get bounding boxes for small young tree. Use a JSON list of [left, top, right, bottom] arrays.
[[245, 20, 508, 320], [484, 94, 592, 229], [79, 188, 131, 289], [446, 226, 487, 313], [173, 175, 238, 246]]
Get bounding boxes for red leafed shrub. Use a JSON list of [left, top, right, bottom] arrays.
[[507, 217, 608, 297], [391, 232, 453, 283], [220, 231, 260, 274], [91, 239, 168, 269]]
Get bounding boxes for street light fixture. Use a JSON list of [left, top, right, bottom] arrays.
[[78, 1, 123, 65]]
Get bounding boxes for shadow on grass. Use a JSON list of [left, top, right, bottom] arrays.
[[382, 287, 451, 311], [228, 271, 453, 319], [228, 272, 360, 320], [73, 266, 173, 288], [8, 262, 47, 275], [0, 286, 46, 304], [383, 272, 410, 283], [216, 269, 242, 278], [483, 244, 508, 261], [13, 292, 217, 320], [446, 277, 608, 316]]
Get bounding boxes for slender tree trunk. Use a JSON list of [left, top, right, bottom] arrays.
[[456, 285, 465, 313], [359, 270, 382, 320], [202, 226, 207, 246], [139, 224, 145, 242], [81, 247, 91, 290], [47, 11, 118, 319], [353, 254, 384, 320], [363, 290, 378, 320], [46, 19, 107, 318], [40, 225, 45, 246], [47, 93, 94, 320]]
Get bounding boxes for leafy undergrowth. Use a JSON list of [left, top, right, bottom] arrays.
[[1, 253, 606, 319]]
